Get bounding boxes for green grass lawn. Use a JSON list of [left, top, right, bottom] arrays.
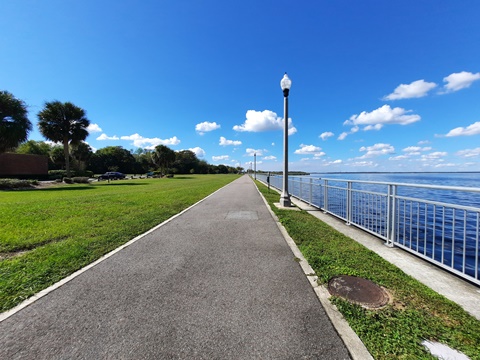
[[256, 181, 480, 360], [0, 175, 238, 312]]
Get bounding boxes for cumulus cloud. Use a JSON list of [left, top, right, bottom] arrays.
[[443, 121, 480, 137], [219, 136, 242, 146], [196, 121, 220, 135], [456, 147, 480, 158], [120, 133, 180, 149], [337, 126, 358, 141], [402, 146, 432, 155], [345, 105, 421, 129], [87, 123, 102, 133], [320, 131, 334, 140], [246, 148, 264, 156], [189, 147, 205, 157], [359, 143, 395, 158], [349, 161, 378, 168], [212, 155, 229, 161], [421, 152, 447, 161], [294, 144, 325, 157], [442, 71, 480, 92], [97, 133, 119, 141], [233, 110, 297, 135], [263, 156, 277, 160], [389, 155, 409, 160], [383, 80, 437, 100]]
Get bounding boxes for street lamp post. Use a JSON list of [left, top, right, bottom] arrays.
[[280, 73, 292, 207]]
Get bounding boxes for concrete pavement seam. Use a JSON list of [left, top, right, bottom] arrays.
[[252, 179, 374, 360], [0, 181, 236, 323]]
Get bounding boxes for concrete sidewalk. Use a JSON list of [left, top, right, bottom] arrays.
[[0, 175, 357, 359]]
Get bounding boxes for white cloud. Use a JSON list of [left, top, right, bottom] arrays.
[[402, 146, 432, 154], [233, 110, 297, 135], [263, 156, 277, 160], [443, 121, 480, 137], [338, 132, 348, 140], [433, 163, 456, 168], [246, 148, 263, 156], [294, 144, 325, 158], [418, 140, 430, 145], [219, 136, 242, 146], [456, 147, 480, 158], [331, 159, 342, 164], [442, 71, 480, 92], [364, 124, 383, 131], [189, 147, 205, 157], [344, 105, 421, 131], [349, 161, 378, 168], [87, 123, 102, 133], [97, 133, 119, 141], [359, 143, 395, 158], [383, 80, 437, 100], [120, 133, 180, 149], [320, 131, 334, 140], [212, 155, 229, 161], [195, 121, 220, 135], [389, 155, 409, 160], [421, 151, 447, 161]]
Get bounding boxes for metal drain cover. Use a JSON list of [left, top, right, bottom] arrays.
[[328, 275, 390, 309]]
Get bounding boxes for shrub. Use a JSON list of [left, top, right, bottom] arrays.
[[63, 177, 73, 184], [0, 178, 36, 190], [72, 177, 90, 184], [49, 170, 71, 180]]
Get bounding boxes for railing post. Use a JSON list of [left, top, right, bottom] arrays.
[[309, 178, 313, 205], [346, 181, 352, 225], [323, 179, 328, 213], [386, 184, 396, 247], [299, 177, 302, 199]]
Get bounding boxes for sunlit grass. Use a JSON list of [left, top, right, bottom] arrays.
[[0, 175, 238, 311], [256, 181, 480, 360]]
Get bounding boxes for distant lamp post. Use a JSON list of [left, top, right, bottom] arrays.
[[254, 152, 257, 180], [280, 73, 292, 207]]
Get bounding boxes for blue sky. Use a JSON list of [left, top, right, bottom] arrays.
[[2, 0, 480, 172]]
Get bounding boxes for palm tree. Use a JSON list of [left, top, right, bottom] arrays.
[[152, 145, 176, 175], [0, 90, 32, 153], [37, 101, 90, 177]]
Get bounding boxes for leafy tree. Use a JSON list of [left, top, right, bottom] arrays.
[[217, 164, 229, 174], [16, 140, 51, 156], [50, 146, 66, 170], [37, 101, 90, 177], [71, 141, 93, 173], [172, 150, 200, 174], [89, 146, 136, 174], [152, 145, 176, 175], [0, 90, 32, 153]]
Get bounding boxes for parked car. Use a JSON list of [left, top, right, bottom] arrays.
[[98, 172, 126, 180]]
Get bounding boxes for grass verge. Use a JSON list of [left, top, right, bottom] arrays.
[[256, 181, 480, 360], [0, 175, 238, 312]]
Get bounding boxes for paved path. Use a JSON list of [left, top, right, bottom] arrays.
[[0, 175, 351, 359]]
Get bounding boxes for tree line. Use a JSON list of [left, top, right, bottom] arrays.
[[1, 90, 243, 176]]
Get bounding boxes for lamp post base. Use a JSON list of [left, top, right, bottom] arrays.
[[279, 193, 291, 207]]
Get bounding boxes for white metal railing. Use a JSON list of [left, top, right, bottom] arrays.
[[254, 173, 480, 286]]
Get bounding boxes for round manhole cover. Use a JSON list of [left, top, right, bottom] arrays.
[[328, 275, 390, 309]]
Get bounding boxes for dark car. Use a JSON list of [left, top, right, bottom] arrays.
[[98, 172, 126, 180]]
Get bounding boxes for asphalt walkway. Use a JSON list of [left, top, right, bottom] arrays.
[[0, 175, 352, 359]]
